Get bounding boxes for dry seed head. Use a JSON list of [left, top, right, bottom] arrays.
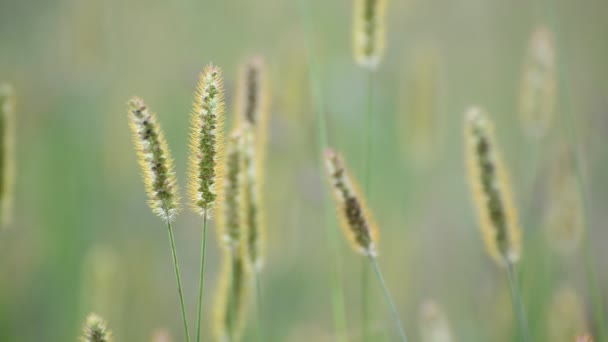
[[464, 107, 521, 265], [324, 149, 378, 256], [128, 97, 179, 222], [214, 250, 251, 342], [418, 300, 454, 342], [519, 26, 556, 138], [353, 0, 387, 69], [151, 329, 172, 342], [0, 84, 15, 228], [242, 130, 265, 271], [576, 335, 594, 342], [216, 130, 245, 251], [543, 147, 584, 255], [81, 313, 112, 342], [547, 286, 588, 342], [189, 64, 225, 217]]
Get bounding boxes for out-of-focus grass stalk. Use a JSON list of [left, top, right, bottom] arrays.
[[506, 261, 531, 342], [297, 1, 348, 340], [544, 2, 607, 340], [167, 221, 191, 342], [369, 256, 407, 342]]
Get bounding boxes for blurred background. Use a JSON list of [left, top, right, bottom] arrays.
[[0, 0, 607, 341]]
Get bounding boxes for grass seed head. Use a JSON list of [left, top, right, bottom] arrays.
[[519, 26, 556, 139], [324, 148, 378, 256], [128, 97, 180, 222], [214, 251, 251, 342], [418, 300, 454, 342], [353, 0, 387, 69], [217, 130, 245, 251], [189, 64, 225, 217], [464, 107, 521, 265], [0, 84, 15, 228], [547, 286, 588, 342], [81, 313, 112, 342]]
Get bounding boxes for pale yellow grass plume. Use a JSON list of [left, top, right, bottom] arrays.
[[235, 57, 270, 271], [547, 286, 588, 342], [353, 0, 388, 69], [418, 300, 453, 342], [151, 329, 172, 342], [0, 84, 15, 228], [214, 252, 251, 342], [128, 97, 180, 222], [519, 26, 556, 138], [399, 47, 443, 167], [81, 313, 112, 342], [464, 107, 521, 265], [543, 147, 584, 255], [188, 64, 225, 217], [216, 130, 245, 252], [324, 149, 378, 256]]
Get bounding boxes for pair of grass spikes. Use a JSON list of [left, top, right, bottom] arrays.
[[127, 61, 266, 342]]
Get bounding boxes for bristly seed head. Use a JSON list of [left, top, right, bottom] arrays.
[[353, 0, 387, 70], [214, 251, 251, 342], [465, 107, 521, 265], [236, 57, 268, 129], [189, 64, 225, 217], [81, 313, 112, 342], [324, 149, 378, 257], [0, 84, 15, 228], [128, 97, 179, 222], [217, 130, 245, 252]]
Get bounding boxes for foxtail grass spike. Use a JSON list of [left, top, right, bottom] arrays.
[[519, 26, 556, 139], [418, 300, 454, 342], [324, 149, 378, 256], [547, 286, 588, 342], [217, 130, 245, 251], [543, 147, 584, 255], [189, 64, 225, 217], [352, 0, 387, 69], [214, 251, 251, 342], [81, 313, 112, 342], [464, 107, 521, 265], [0, 84, 15, 228], [128, 97, 180, 222], [235, 57, 270, 272]]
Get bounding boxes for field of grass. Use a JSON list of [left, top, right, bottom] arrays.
[[1, 0, 607, 341]]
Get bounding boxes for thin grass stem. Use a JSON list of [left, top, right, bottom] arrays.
[[362, 69, 374, 342], [361, 259, 370, 342], [506, 261, 531, 342], [298, 1, 348, 340], [195, 213, 208, 342], [254, 272, 265, 342], [167, 221, 191, 342], [368, 256, 407, 342]]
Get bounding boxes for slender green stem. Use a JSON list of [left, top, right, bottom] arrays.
[[361, 259, 370, 342], [254, 271, 265, 342], [505, 262, 531, 342], [368, 256, 407, 342], [298, 1, 347, 341], [545, 2, 607, 340], [364, 69, 374, 194], [195, 213, 208, 342], [166, 221, 191, 342]]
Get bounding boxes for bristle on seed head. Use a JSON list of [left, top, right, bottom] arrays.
[[81, 313, 112, 342], [217, 130, 245, 251], [324, 149, 378, 256], [189, 64, 226, 217], [0, 84, 15, 228], [353, 0, 387, 69], [465, 107, 521, 265], [128, 97, 180, 222]]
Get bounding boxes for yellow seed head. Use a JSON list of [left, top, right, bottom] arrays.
[[547, 286, 588, 342], [128, 97, 180, 222], [324, 149, 378, 256], [519, 26, 556, 138], [418, 300, 454, 342], [214, 250, 251, 342], [235, 57, 270, 272], [81, 313, 112, 342], [188, 64, 225, 217], [0, 84, 15, 228], [464, 107, 521, 265], [353, 0, 387, 69], [216, 130, 245, 251]]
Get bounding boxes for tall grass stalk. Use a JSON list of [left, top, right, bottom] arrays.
[[195, 213, 208, 342], [254, 273, 265, 342], [545, 2, 607, 339], [506, 261, 531, 342], [167, 221, 191, 342], [369, 256, 407, 342], [298, 1, 347, 340]]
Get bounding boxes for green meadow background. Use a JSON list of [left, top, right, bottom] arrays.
[[1, 0, 607, 341]]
